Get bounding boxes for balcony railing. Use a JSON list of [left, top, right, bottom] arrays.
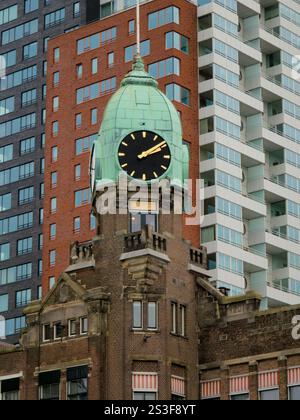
[[124, 226, 167, 254], [70, 241, 94, 265], [267, 281, 300, 297]]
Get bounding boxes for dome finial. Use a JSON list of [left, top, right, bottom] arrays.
[[132, 53, 145, 71]]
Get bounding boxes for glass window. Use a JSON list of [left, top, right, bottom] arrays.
[[125, 40, 150, 62], [15, 289, 31, 308], [0, 243, 10, 262], [108, 52, 114, 67], [75, 189, 90, 207], [69, 319, 77, 336], [67, 366, 88, 400], [80, 317, 88, 334], [91, 108, 97, 125], [73, 2, 80, 17], [74, 217, 80, 233], [289, 386, 300, 400], [0, 193, 12, 213], [148, 6, 179, 30], [25, 0, 39, 14], [0, 294, 8, 313], [133, 301, 142, 329], [133, 392, 156, 400], [23, 41, 38, 59], [17, 237, 32, 255], [39, 371, 60, 401], [43, 324, 51, 341], [92, 58, 98, 74], [260, 389, 279, 400], [148, 302, 157, 330]]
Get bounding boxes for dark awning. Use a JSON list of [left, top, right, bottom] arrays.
[[39, 370, 61, 386], [2, 378, 20, 393], [67, 366, 88, 381]]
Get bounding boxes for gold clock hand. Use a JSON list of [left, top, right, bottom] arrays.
[[138, 141, 166, 159]]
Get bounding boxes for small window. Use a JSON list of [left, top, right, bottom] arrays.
[[53, 71, 60, 86], [92, 58, 98, 74], [148, 302, 157, 330], [53, 96, 59, 112], [75, 164, 81, 180], [80, 317, 88, 335], [54, 48, 60, 63], [133, 301, 142, 330], [69, 319, 77, 337], [73, 2, 80, 17], [108, 52, 114, 67], [43, 324, 51, 342], [50, 224, 56, 240], [52, 121, 59, 136], [49, 277, 56, 289], [179, 305, 186, 337], [51, 172, 57, 188], [75, 113, 82, 129], [51, 146, 58, 162], [171, 302, 177, 334], [129, 20, 135, 34], [76, 64, 83, 79], [91, 108, 97, 125], [74, 217, 81, 233], [54, 322, 63, 340]]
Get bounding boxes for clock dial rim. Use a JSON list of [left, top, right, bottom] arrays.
[[117, 130, 172, 182]]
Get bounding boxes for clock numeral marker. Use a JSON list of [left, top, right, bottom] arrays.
[[119, 153, 125, 157], [164, 155, 170, 159], [130, 171, 136, 177], [161, 144, 167, 149], [122, 142, 128, 147], [131, 134, 136, 140], [153, 172, 158, 178], [121, 163, 128, 168], [161, 165, 167, 171], [142, 174, 147, 181], [153, 135, 158, 141], [143, 132, 147, 139]]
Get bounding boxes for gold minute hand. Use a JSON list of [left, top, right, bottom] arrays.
[[138, 141, 166, 159]]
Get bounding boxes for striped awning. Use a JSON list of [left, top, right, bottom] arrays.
[[201, 379, 220, 399], [171, 376, 185, 397], [230, 375, 249, 394], [258, 371, 278, 390], [288, 367, 300, 386], [132, 373, 158, 392]]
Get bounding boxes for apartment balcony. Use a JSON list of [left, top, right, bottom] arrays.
[[197, 0, 239, 20], [200, 130, 265, 169], [200, 157, 242, 179], [208, 267, 246, 290], [203, 240, 268, 272], [237, 0, 260, 18], [202, 211, 243, 232], [203, 183, 266, 219], [199, 78, 264, 115], [198, 27, 262, 66], [271, 214, 300, 232], [247, 125, 299, 154], [266, 283, 300, 306], [248, 176, 300, 204]]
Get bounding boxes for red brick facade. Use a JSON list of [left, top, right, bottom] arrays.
[[42, 0, 199, 295]]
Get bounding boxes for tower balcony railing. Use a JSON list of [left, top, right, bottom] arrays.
[[190, 246, 207, 268], [70, 241, 94, 265], [124, 226, 167, 254]]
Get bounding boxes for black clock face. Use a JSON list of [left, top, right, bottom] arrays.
[[118, 131, 171, 181]]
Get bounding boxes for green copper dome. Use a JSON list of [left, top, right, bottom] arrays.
[[91, 55, 189, 191]]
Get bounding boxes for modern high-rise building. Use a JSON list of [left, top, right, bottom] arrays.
[[0, 0, 100, 343], [42, 0, 199, 294], [198, 0, 300, 308]]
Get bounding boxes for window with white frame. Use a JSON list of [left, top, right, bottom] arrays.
[[0, 377, 20, 400]]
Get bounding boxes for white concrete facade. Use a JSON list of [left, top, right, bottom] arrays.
[[198, 0, 300, 307]]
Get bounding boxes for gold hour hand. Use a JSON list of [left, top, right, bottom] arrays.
[[138, 141, 166, 159]]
